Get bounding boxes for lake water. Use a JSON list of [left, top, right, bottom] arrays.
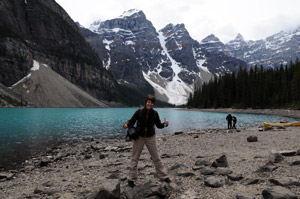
[[0, 108, 296, 170]]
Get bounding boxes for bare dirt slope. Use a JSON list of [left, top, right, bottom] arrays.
[[12, 62, 109, 107]]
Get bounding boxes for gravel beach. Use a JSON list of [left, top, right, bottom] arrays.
[[1, 109, 300, 199]]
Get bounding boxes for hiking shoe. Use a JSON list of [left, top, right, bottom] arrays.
[[128, 180, 135, 188], [163, 178, 171, 183]]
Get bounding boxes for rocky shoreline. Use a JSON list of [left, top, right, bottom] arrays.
[[1, 124, 300, 198]]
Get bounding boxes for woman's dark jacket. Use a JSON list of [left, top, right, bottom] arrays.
[[127, 107, 165, 137]]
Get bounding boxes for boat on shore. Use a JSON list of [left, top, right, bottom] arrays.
[[264, 121, 300, 126]]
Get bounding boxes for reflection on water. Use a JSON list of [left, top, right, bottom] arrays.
[[0, 108, 296, 170]]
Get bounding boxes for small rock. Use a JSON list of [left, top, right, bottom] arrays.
[[200, 167, 214, 175], [257, 162, 278, 173], [270, 177, 300, 186], [228, 173, 243, 181], [104, 146, 118, 151], [289, 160, 300, 166], [34, 185, 58, 195], [264, 126, 274, 131], [85, 154, 92, 159], [82, 137, 94, 142], [247, 136, 258, 142], [161, 154, 171, 159], [204, 176, 223, 188], [244, 178, 260, 185], [169, 163, 185, 171], [177, 172, 195, 177], [39, 159, 52, 167], [211, 155, 228, 168], [54, 152, 70, 161], [236, 194, 256, 199], [99, 153, 107, 159], [225, 178, 234, 186], [279, 150, 297, 156], [262, 186, 297, 199], [0, 172, 14, 180], [215, 168, 233, 176], [107, 173, 119, 179], [174, 131, 184, 135], [195, 158, 211, 166], [42, 181, 54, 187], [192, 166, 204, 171], [270, 152, 284, 163]]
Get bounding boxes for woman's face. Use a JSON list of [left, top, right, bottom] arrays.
[[145, 100, 154, 110]]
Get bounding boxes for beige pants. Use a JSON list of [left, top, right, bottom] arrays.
[[128, 135, 168, 181]]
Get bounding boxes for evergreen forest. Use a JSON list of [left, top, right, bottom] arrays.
[[187, 59, 300, 109]]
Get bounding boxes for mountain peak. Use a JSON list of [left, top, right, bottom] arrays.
[[161, 23, 187, 32], [89, 20, 102, 32], [201, 34, 221, 43], [234, 33, 245, 41], [163, 23, 175, 29], [118, 9, 143, 18], [175, 23, 185, 29]]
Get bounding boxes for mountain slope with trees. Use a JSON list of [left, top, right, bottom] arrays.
[[187, 59, 300, 109]]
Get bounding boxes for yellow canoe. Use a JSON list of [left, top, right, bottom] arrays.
[[264, 121, 300, 127]]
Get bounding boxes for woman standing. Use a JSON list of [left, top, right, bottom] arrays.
[[123, 94, 171, 188]]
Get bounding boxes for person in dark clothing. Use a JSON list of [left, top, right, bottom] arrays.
[[232, 116, 237, 129], [226, 113, 232, 129], [123, 94, 170, 188]]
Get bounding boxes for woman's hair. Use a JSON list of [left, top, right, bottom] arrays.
[[146, 94, 156, 104]]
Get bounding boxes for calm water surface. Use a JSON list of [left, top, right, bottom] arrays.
[[0, 108, 296, 170]]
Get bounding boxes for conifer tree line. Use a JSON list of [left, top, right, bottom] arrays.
[[187, 59, 300, 109]]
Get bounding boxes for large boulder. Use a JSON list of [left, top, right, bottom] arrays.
[[89, 179, 120, 199], [122, 182, 173, 199], [262, 186, 298, 199], [270, 177, 300, 186]]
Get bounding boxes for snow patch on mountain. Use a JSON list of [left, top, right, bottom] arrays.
[[118, 9, 141, 18], [89, 20, 102, 33], [12, 60, 41, 87], [103, 39, 113, 51], [142, 31, 193, 105]]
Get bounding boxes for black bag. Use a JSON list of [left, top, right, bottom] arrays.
[[127, 127, 139, 140]]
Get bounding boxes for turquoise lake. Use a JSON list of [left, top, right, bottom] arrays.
[[0, 108, 296, 170]]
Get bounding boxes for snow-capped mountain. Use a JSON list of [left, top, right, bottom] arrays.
[[81, 9, 247, 105], [200, 34, 226, 53], [225, 28, 300, 68]]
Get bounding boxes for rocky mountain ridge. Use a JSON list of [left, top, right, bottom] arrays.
[[83, 9, 247, 105], [0, 0, 118, 107], [201, 29, 300, 68]]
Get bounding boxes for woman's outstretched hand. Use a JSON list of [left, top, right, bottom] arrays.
[[164, 118, 169, 127], [123, 122, 128, 129]]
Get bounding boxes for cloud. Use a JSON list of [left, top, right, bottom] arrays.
[[56, 0, 300, 43]]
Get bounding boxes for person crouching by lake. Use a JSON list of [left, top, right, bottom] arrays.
[[123, 94, 171, 188]]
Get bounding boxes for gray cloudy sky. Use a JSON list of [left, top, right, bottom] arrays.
[[55, 0, 300, 43]]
